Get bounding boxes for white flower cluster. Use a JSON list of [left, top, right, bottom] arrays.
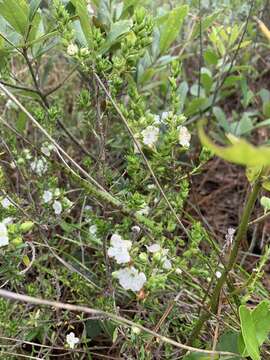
[[141, 125, 159, 147], [30, 157, 48, 176], [66, 332, 79, 349], [42, 189, 72, 216], [114, 267, 146, 292], [178, 126, 191, 148], [67, 43, 78, 56], [108, 234, 132, 264], [109, 233, 146, 292]]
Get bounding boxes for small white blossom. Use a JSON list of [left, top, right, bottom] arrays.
[[89, 225, 97, 235], [1, 197, 13, 209], [178, 126, 191, 148], [108, 234, 132, 264], [2, 217, 13, 225], [153, 114, 161, 124], [66, 332, 79, 349], [86, 1, 94, 14], [67, 43, 78, 56], [6, 99, 18, 110], [53, 200, 62, 215], [136, 205, 150, 216], [161, 111, 172, 122], [41, 143, 54, 157], [10, 161, 16, 169], [146, 243, 161, 253], [131, 225, 140, 233], [215, 271, 222, 279], [175, 268, 182, 275], [85, 205, 92, 211], [30, 158, 48, 176], [141, 125, 159, 147], [0, 222, 9, 247], [131, 326, 141, 335], [162, 258, 172, 270], [42, 190, 53, 203], [114, 267, 146, 292]]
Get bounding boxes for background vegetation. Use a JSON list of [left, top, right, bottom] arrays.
[[1, 0, 270, 359]]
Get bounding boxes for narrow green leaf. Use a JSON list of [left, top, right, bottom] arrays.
[[239, 305, 260, 360], [70, 0, 92, 46], [159, 5, 189, 54], [29, 0, 41, 22]]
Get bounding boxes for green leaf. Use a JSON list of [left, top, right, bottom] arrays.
[[198, 120, 270, 167], [192, 11, 220, 39], [239, 305, 260, 360], [159, 5, 188, 54], [252, 300, 270, 346], [29, 0, 41, 22], [70, 0, 92, 46], [0, 0, 29, 36], [217, 331, 240, 360], [213, 106, 230, 132], [260, 196, 270, 211], [102, 19, 132, 52]]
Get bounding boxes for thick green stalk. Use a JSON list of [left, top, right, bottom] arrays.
[[188, 178, 261, 345]]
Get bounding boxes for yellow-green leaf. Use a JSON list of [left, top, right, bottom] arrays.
[[198, 120, 270, 167]]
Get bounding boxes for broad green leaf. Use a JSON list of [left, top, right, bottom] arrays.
[[217, 331, 240, 360], [204, 49, 219, 66], [252, 300, 270, 346], [192, 11, 220, 39], [70, 0, 92, 46], [185, 98, 209, 117], [239, 305, 260, 360], [198, 120, 270, 167], [159, 5, 188, 54], [0, 0, 29, 36], [102, 19, 132, 52]]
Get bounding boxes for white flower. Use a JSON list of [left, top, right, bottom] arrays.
[[41, 143, 54, 157], [0, 222, 9, 247], [153, 114, 161, 124], [6, 99, 18, 110], [162, 258, 172, 270], [178, 126, 191, 148], [86, 1, 94, 14], [54, 188, 61, 197], [42, 190, 53, 203], [136, 206, 150, 216], [215, 271, 222, 279], [66, 332, 79, 349], [1, 197, 13, 209], [114, 267, 146, 292], [146, 243, 161, 253], [131, 225, 140, 233], [81, 47, 90, 56], [161, 111, 172, 122], [53, 200, 62, 215], [89, 225, 97, 235], [108, 234, 132, 264], [67, 43, 78, 56], [30, 158, 48, 176], [175, 268, 182, 275], [141, 126, 159, 147]]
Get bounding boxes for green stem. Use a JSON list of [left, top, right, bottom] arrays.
[[188, 178, 261, 345]]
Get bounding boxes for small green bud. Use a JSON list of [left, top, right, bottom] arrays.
[[12, 236, 23, 246], [138, 252, 148, 262], [20, 221, 34, 233]]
